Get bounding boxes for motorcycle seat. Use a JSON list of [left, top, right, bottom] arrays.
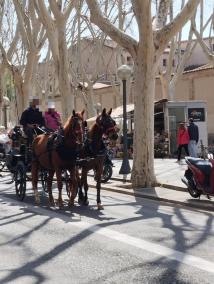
[[186, 157, 212, 175]]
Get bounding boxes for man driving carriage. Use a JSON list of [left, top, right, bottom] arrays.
[[20, 96, 45, 145]]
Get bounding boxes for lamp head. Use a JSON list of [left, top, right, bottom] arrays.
[[117, 64, 132, 80]]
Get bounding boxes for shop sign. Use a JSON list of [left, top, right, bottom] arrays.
[[188, 108, 205, 122]]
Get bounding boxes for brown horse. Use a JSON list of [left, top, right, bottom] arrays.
[[78, 108, 118, 210], [31, 110, 85, 207]]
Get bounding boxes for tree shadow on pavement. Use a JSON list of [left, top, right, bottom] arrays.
[[0, 182, 214, 283], [0, 206, 113, 283], [0, 193, 160, 283], [131, 187, 214, 283]]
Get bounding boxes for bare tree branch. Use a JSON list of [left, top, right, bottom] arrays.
[[85, 0, 138, 57], [155, 0, 200, 52]]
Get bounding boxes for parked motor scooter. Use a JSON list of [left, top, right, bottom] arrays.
[[182, 155, 214, 199]]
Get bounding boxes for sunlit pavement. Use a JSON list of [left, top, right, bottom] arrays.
[[111, 158, 187, 189], [0, 172, 214, 283]]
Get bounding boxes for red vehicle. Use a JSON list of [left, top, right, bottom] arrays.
[[182, 156, 214, 199]]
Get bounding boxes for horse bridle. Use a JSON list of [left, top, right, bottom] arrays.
[[71, 116, 84, 144], [96, 116, 116, 136]]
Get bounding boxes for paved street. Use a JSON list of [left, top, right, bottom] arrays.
[[0, 172, 214, 283]]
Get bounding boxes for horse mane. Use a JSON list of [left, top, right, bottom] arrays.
[[88, 121, 102, 141], [63, 112, 84, 138], [63, 115, 72, 130], [63, 115, 74, 137], [63, 115, 73, 137]]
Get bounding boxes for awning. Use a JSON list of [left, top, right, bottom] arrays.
[[78, 82, 115, 90], [87, 99, 168, 124], [87, 104, 134, 124]]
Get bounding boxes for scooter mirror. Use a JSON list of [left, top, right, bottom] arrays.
[[207, 153, 213, 160]]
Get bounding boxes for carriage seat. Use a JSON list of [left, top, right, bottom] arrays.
[[186, 157, 212, 176]]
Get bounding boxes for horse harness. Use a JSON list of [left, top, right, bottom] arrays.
[[45, 129, 79, 165]]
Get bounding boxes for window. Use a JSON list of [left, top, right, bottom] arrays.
[[49, 85, 52, 92], [172, 59, 175, 67], [163, 58, 167, 67], [212, 44, 214, 52], [127, 56, 133, 65]]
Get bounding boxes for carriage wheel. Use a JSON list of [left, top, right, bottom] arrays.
[[94, 165, 113, 183], [101, 164, 113, 183], [0, 160, 5, 171], [15, 161, 26, 201], [41, 170, 48, 193]]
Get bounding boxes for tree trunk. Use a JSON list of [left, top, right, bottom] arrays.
[[22, 51, 38, 108], [131, 52, 156, 188], [86, 83, 96, 118], [57, 23, 74, 120], [12, 68, 25, 119], [0, 73, 4, 126]]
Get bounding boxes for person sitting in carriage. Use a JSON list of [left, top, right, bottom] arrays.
[[20, 96, 45, 146], [44, 101, 62, 132]]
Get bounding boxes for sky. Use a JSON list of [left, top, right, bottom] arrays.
[[38, 1, 214, 61], [128, 0, 214, 41], [178, 0, 214, 40]]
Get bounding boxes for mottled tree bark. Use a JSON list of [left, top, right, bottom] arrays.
[[86, 0, 200, 187]]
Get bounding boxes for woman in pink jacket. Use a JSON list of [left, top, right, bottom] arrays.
[[177, 122, 189, 162], [44, 102, 61, 131]]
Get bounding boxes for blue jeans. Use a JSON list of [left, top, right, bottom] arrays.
[[188, 140, 198, 158]]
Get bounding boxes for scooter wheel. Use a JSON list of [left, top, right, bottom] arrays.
[[187, 178, 201, 198], [101, 164, 113, 183]]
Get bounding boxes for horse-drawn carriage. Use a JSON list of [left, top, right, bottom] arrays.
[[1, 108, 118, 210], [3, 125, 49, 200]]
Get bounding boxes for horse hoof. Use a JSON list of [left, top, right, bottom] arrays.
[[59, 203, 64, 209], [57, 199, 64, 209], [83, 199, 89, 206], [35, 195, 40, 205], [97, 203, 103, 210], [68, 200, 74, 207], [78, 195, 84, 204], [48, 199, 55, 207]]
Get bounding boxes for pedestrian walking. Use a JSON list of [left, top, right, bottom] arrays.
[[177, 122, 189, 162], [188, 118, 199, 158]]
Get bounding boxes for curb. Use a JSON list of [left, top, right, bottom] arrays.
[[88, 183, 214, 213], [88, 174, 130, 183], [88, 174, 187, 192], [157, 183, 187, 192]]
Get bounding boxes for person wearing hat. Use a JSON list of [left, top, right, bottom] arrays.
[[44, 101, 61, 131], [20, 96, 45, 145], [176, 122, 190, 162]]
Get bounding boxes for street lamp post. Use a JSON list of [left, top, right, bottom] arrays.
[[117, 65, 132, 175]]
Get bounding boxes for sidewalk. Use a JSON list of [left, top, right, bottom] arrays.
[[110, 158, 187, 190], [88, 159, 214, 212]]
